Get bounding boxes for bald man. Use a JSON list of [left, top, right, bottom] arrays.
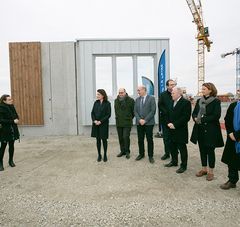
[[165, 87, 191, 173], [114, 88, 135, 159], [134, 85, 156, 163]]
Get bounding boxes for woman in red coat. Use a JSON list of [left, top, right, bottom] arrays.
[[220, 101, 240, 189], [91, 89, 111, 162]]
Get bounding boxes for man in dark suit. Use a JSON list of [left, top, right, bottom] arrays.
[[164, 87, 192, 173], [158, 79, 176, 160], [134, 85, 156, 163]]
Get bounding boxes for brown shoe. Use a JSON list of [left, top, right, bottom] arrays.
[[196, 170, 208, 177], [220, 181, 236, 190], [206, 173, 214, 181]]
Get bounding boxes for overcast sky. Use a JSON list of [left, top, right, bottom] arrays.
[[0, 0, 239, 95]]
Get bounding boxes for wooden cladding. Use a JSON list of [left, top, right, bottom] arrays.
[[9, 42, 44, 125]]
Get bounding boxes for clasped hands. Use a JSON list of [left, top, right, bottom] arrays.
[[94, 120, 101, 126], [139, 119, 146, 126]]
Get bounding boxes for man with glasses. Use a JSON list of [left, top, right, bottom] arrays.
[[114, 88, 135, 159], [134, 85, 156, 164]]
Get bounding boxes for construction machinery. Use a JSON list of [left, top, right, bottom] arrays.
[[186, 0, 212, 95], [221, 48, 240, 98]]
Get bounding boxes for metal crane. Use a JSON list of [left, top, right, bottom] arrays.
[[221, 48, 240, 98], [186, 0, 212, 95]]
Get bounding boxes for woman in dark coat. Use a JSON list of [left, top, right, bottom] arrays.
[[91, 89, 111, 162], [220, 101, 240, 189], [190, 83, 224, 181], [0, 94, 20, 171]]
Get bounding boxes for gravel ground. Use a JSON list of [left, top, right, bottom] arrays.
[[0, 124, 240, 226]]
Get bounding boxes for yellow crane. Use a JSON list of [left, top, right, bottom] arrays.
[[186, 0, 212, 95]]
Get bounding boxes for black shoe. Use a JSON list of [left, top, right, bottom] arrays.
[[117, 152, 126, 157], [9, 161, 16, 167], [154, 132, 163, 138], [97, 155, 102, 162], [161, 154, 170, 160], [176, 167, 186, 173], [220, 181, 237, 190], [103, 155, 108, 162], [135, 155, 144, 161], [126, 153, 130, 159], [164, 162, 178, 167], [149, 157, 155, 164], [0, 164, 4, 171]]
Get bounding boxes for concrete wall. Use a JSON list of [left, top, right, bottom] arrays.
[[19, 42, 77, 136], [76, 38, 170, 134], [18, 39, 169, 136]]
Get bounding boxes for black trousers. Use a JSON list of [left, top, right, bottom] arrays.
[[116, 127, 131, 154], [96, 138, 108, 155], [0, 141, 15, 162], [198, 144, 216, 168], [137, 125, 154, 158], [162, 124, 171, 156], [228, 165, 239, 184], [170, 142, 188, 168]]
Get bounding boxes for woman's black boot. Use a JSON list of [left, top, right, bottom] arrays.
[[0, 161, 4, 171], [103, 151, 107, 162], [9, 160, 16, 167]]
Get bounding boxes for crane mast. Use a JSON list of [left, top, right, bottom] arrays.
[[186, 0, 212, 95], [221, 48, 240, 98]]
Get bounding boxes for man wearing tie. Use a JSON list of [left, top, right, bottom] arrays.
[[134, 85, 156, 163], [164, 87, 192, 173]]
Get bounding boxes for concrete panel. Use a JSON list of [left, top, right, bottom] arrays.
[[19, 42, 77, 136], [76, 39, 170, 133]]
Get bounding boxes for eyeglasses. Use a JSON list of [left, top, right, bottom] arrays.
[[119, 92, 125, 94]]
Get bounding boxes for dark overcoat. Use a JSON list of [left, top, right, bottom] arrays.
[[190, 98, 224, 147], [221, 102, 240, 169], [168, 97, 192, 144], [114, 95, 135, 128], [158, 90, 172, 125], [91, 100, 111, 139], [0, 103, 20, 142]]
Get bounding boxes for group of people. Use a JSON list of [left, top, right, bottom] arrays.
[[0, 83, 239, 190], [91, 80, 240, 190]]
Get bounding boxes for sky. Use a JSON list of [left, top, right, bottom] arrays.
[[0, 0, 239, 96]]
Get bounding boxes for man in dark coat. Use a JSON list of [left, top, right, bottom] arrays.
[[220, 101, 240, 189], [164, 87, 192, 173], [134, 85, 156, 164], [158, 79, 176, 160], [114, 88, 135, 159]]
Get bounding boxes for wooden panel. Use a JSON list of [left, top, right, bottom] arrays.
[[9, 42, 44, 125]]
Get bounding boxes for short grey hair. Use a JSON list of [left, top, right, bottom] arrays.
[[172, 87, 183, 96], [139, 85, 147, 91]]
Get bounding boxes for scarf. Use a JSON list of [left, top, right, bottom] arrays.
[[233, 101, 240, 154], [196, 96, 216, 124], [117, 95, 127, 110]]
